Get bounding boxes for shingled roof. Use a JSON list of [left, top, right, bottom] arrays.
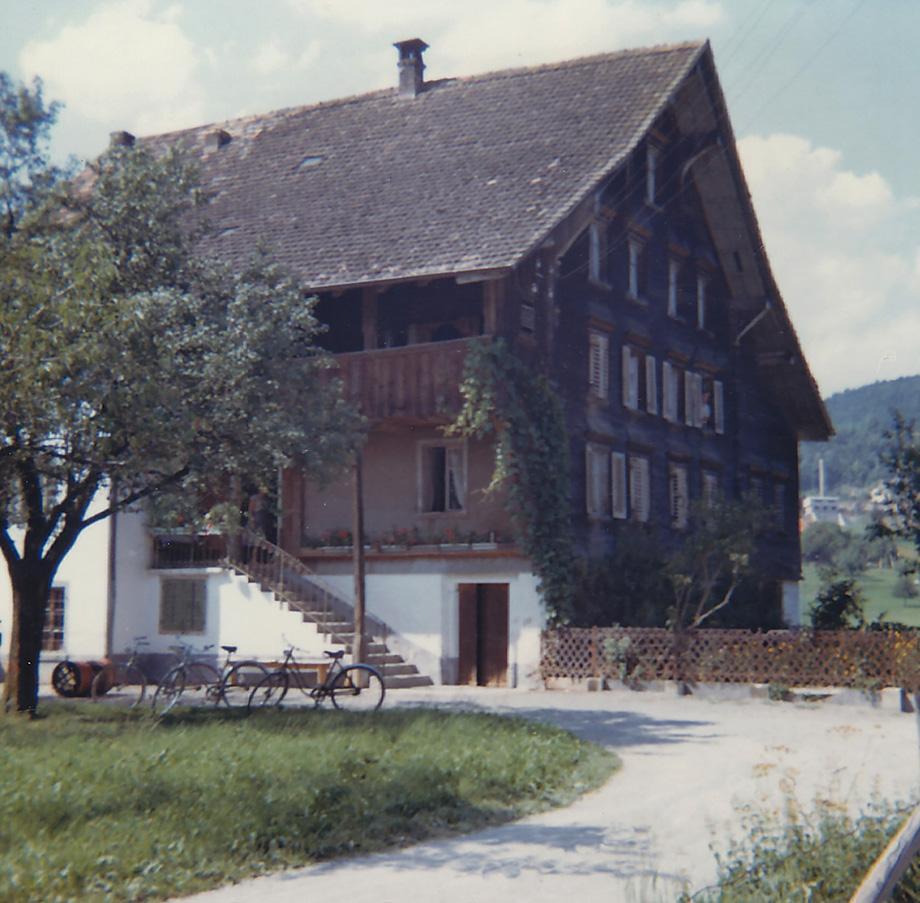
[[145, 41, 705, 290]]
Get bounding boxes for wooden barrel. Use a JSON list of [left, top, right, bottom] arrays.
[[51, 660, 105, 698]]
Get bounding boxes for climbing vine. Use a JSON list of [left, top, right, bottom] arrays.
[[447, 339, 575, 623]]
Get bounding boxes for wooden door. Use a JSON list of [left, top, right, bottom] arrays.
[[457, 583, 509, 687]]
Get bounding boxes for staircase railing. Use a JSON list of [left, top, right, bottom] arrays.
[[223, 529, 391, 644]]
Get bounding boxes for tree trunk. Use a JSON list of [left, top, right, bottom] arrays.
[[3, 566, 51, 714]]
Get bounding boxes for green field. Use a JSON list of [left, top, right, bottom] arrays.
[[800, 562, 920, 627]]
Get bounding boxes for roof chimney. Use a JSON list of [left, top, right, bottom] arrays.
[[109, 130, 135, 148], [393, 38, 428, 98]]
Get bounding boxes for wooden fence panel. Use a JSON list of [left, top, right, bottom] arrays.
[[541, 627, 920, 690]]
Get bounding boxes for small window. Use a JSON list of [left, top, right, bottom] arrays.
[[646, 145, 660, 206], [669, 463, 689, 530], [629, 456, 651, 523], [588, 331, 609, 400], [627, 238, 648, 302], [160, 578, 206, 634], [588, 222, 609, 286], [645, 355, 658, 415], [611, 452, 627, 520], [520, 302, 536, 334], [667, 259, 680, 318], [420, 443, 466, 512], [663, 361, 681, 423], [685, 372, 704, 428], [622, 346, 640, 410], [42, 587, 66, 652], [586, 445, 611, 518], [713, 380, 725, 434], [702, 471, 720, 508], [697, 275, 708, 330]]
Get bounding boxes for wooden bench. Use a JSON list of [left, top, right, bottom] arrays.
[[262, 661, 331, 687]]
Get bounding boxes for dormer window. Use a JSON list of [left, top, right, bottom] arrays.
[[646, 144, 660, 206]]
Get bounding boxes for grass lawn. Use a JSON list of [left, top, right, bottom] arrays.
[[800, 563, 920, 627], [0, 702, 617, 902]]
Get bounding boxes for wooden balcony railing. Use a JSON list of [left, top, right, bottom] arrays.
[[333, 337, 480, 422]]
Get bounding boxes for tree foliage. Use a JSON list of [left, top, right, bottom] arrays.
[[448, 339, 574, 622], [879, 413, 920, 556], [0, 75, 362, 711]]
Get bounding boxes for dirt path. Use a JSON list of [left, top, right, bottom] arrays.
[[182, 686, 920, 902]]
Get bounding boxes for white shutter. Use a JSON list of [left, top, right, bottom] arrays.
[[628, 240, 640, 299], [691, 373, 704, 427], [713, 380, 725, 434], [611, 452, 627, 519], [645, 355, 658, 415], [586, 446, 610, 517], [670, 464, 688, 529], [589, 332, 608, 399], [703, 471, 719, 508], [629, 456, 650, 523]]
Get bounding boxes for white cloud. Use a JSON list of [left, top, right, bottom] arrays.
[[250, 38, 321, 75], [19, 0, 207, 136], [286, 0, 723, 75], [739, 133, 920, 394]]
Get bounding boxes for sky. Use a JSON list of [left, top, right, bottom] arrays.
[[2, 0, 918, 398]]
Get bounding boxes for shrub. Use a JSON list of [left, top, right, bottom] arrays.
[[810, 576, 865, 629]]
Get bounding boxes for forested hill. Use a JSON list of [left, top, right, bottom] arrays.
[[799, 374, 920, 494]]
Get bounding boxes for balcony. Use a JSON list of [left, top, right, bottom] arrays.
[[333, 337, 479, 423]]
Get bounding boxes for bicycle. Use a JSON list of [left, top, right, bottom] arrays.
[[151, 643, 270, 716], [91, 635, 151, 707], [247, 645, 385, 714]]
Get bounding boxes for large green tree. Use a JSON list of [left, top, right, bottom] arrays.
[[0, 77, 362, 713], [880, 414, 920, 556]]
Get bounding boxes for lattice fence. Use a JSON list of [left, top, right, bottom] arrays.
[[541, 627, 920, 690]]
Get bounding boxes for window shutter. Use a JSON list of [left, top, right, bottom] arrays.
[[586, 446, 610, 517], [646, 145, 658, 205], [629, 456, 650, 522], [645, 355, 658, 414], [628, 240, 639, 299], [668, 260, 679, 318], [697, 275, 707, 329], [670, 465, 688, 529], [684, 372, 694, 426], [589, 332, 608, 399], [713, 380, 725, 434], [703, 471, 719, 508], [611, 452, 627, 519]]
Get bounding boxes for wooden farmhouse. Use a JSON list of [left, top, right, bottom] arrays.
[[0, 38, 832, 690]]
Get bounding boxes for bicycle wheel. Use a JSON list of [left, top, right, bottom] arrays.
[[329, 664, 385, 712], [151, 666, 186, 717], [219, 660, 270, 708], [180, 662, 223, 707], [92, 663, 147, 708], [247, 670, 290, 713]]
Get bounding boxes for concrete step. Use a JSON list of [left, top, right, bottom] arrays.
[[375, 663, 421, 678], [385, 674, 434, 689], [364, 653, 403, 666]]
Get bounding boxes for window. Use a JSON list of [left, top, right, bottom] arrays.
[[667, 259, 680, 318], [588, 222, 609, 286], [611, 452, 628, 519], [684, 371, 704, 428], [520, 302, 535, 334], [420, 443, 466, 512], [622, 346, 640, 410], [42, 587, 65, 652], [646, 145, 660, 206], [160, 578, 206, 634], [629, 456, 651, 523], [702, 470, 720, 508], [697, 275, 708, 330], [669, 463, 689, 530], [588, 331, 609, 399], [586, 445, 611, 518], [645, 355, 658, 415], [713, 380, 725, 434], [663, 360, 680, 423], [627, 238, 648, 302]]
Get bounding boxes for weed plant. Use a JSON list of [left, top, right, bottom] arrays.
[[0, 702, 616, 901], [694, 796, 919, 902]]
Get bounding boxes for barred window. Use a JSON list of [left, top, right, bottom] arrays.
[[160, 578, 206, 634], [42, 587, 66, 652]]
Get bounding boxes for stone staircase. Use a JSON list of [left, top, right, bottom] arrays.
[[224, 531, 432, 689]]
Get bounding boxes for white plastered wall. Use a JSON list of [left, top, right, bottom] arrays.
[[0, 492, 111, 685], [313, 555, 545, 688]]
